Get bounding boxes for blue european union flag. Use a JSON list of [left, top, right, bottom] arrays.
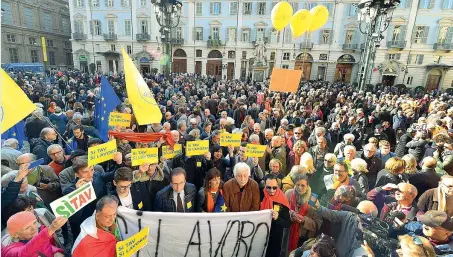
[[95, 76, 121, 142], [1, 120, 26, 149], [214, 192, 228, 212]]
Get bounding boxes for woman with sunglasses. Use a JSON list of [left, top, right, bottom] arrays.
[[260, 174, 291, 257], [285, 174, 322, 253]]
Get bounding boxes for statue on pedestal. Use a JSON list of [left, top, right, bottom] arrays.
[[253, 39, 267, 66]]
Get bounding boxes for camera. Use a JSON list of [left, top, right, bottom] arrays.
[[359, 214, 399, 257]]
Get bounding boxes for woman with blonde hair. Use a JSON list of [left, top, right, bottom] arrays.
[[300, 152, 316, 175], [282, 165, 307, 193], [287, 140, 307, 171], [350, 158, 369, 195], [402, 154, 418, 174], [396, 234, 436, 257], [375, 157, 409, 187]]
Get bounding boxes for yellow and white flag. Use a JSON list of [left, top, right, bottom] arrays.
[[122, 49, 162, 125], [0, 68, 37, 133]]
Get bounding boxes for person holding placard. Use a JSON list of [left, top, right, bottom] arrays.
[[229, 143, 264, 184], [111, 167, 146, 210], [210, 145, 235, 182], [132, 161, 169, 211]]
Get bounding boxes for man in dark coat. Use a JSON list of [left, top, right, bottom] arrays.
[[31, 127, 58, 165], [155, 168, 197, 212], [409, 156, 440, 201], [25, 111, 48, 140], [395, 129, 415, 157], [361, 143, 382, 190]]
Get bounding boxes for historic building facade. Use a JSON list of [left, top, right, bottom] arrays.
[[69, 0, 453, 90], [2, 0, 73, 70]]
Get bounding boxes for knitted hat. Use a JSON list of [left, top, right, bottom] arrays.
[[7, 211, 36, 236]]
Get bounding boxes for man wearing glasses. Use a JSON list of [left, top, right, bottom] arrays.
[[155, 168, 197, 212], [47, 144, 68, 176], [112, 167, 146, 210], [418, 175, 453, 217], [361, 143, 382, 190]]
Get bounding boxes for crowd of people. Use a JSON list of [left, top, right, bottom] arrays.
[[1, 70, 453, 257]]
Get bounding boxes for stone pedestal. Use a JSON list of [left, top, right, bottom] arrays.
[[252, 64, 268, 82]]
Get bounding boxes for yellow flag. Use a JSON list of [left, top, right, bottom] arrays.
[[121, 49, 162, 125], [0, 69, 37, 134]]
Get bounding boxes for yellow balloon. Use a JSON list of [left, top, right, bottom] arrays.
[[309, 5, 329, 32], [271, 2, 293, 31], [290, 9, 312, 39]]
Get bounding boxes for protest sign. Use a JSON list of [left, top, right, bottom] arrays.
[[220, 133, 242, 147], [109, 112, 132, 127], [269, 68, 302, 93], [116, 227, 149, 257], [50, 182, 97, 218], [131, 148, 158, 166], [162, 144, 182, 159], [186, 140, 209, 156], [245, 144, 267, 158], [117, 207, 272, 257], [88, 140, 117, 166]]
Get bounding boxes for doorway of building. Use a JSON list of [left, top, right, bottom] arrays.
[[206, 50, 223, 80], [317, 66, 326, 80], [195, 61, 202, 75], [172, 49, 187, 74], [335, 64, 353, 82], [425, 69, 442, 92], [140, 65, 150, 74], [294, 53, 313, 80], [227, 63, 234, 80], [382, 75, 397, 86]]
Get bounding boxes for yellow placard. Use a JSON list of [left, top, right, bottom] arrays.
[[88, 140, 117, 166], [186, 140, 209, 157], [131, 148, 158, 166], [41, 37, 47, 62], [109, 112, 132, 127], [245, 144, 267, 158], [220, 133, 242, 147], [162, 144, 182, 159], [116, 227, 149, 257]]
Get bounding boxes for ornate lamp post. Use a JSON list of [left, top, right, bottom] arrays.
[[356, 0, 399, 91], [151, 0, 182, 75]]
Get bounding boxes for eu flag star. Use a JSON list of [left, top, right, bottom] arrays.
[[101, 117, 104, 121], [221, 204, 227, 212], [101, 97, 105, 101], [12, 132, 16, 137]]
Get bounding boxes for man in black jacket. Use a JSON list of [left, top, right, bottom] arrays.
[[155, 168, 197, 212], [111, 167, 146, 210]]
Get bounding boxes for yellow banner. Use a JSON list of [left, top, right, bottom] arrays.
[[245, 144, 267, 158], [162, 144, 182, 159], [108, 112, 132, 127], [41, 37, 47, 62], [131, 148, 158, 166], [88, 140, 117, 166], [116, 227, 149, 257], [186, 140, 209, 157], [220, 133, 242, 147]]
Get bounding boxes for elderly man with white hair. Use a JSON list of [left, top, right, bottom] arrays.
[[1, 139, 22, 171], [334, 133, 355, 158], [223, 162, 260, 212]]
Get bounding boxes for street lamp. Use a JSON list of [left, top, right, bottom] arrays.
[[151, 0, 182, 75], [356, 0, 399, 91]]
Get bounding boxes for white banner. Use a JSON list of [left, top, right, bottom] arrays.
[[117, 207, 272, 257]]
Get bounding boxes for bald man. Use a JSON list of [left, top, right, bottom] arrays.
[[380, 183, 422, 223], [409, 156, 440, 201]]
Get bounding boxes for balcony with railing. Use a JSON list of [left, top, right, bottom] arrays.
[[162, 38, 184, 45], [136, 33, 150, 41], [387, 40, 405, 49], [343, 43, 358, 50], [207, 37, 222, 48], [300, 42, 314, 50], [72, 33, 86, 41], [103, 33, 117, 41], [433, 42, 452, 51]]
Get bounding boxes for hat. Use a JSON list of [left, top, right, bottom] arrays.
[[7, 211, 36, 236], [417, 210, 453, 230], [286, 124, 295, 131]]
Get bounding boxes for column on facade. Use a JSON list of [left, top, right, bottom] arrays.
[[332, 3, 345, 49], [405, 0, 421, 48]]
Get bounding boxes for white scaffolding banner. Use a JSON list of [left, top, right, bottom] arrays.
[[117, 206, 272, 257]]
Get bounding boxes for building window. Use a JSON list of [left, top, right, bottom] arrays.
[[270, 52, 275, 60], [122, 0, 130, 7], [75, 0, 84, 7], [230, 2, 238, 15], [106, 0, 114, 7], [66, 53, 73, 65], [387, 53, 401, 60], [228, 51, 235, 59], [210, 2, 221, 15], [282, 64, 289, 69], [24, 8, 33, 29], [320, 30, 332, 44], [46, 39, 53, 47], [290, 2, 299, 10], [140, 0, 146, 7], [243, 2, 252, 15], [399, 0, 412, 8], [43, 13, 52, 32], [29, 37, 37, 45], [9, 48, 19, 63], [89, 0, 100, 7], [74, 20, 84, 33], [196, 50, 202, 57], [211, 27, 220, 39], [6, 34, 16, 43], [443, 0, 453, 9], [324, 3, 333, 16], [257, 2, 266, 15], [283, 52, 290, 60], [31, 50, 39, 63], [227, 28, 236, 41], [196, 3, 203, 15], [127, 45, 132, 54], [64, 41, 71, 48], [140, 20, 148, 34], [433, 55, 442, 63], [242, 51, 247, 59], [413, 26, 429, 43], [62, 19, 70, 34], [124, 20, 131, 36], [175, 27, 182, 39], [270, 29, 279, 43], [107, 20, 115, 34], [348, 4, 357, 16], [408, 54, 424, 64], [283, 28, 291, 43], [48, 52, 56, 65], [2, 2, 13, 25], [241, 28, 250, 42], [91, 20, 102, 35], [345, 30, 356, 44], [195, 27, 203, 41], [419, 0, 434, 8], [256, 28, 265, 41], [391, 25, 407, 41], [96, 61, 102, 71], [111, 44, 116, 51], [407, 76, 413, 85]]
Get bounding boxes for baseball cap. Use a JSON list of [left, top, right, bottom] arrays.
[[417, 210, 453, 230]]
